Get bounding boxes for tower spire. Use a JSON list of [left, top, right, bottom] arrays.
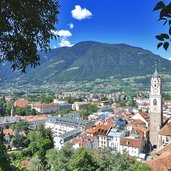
[[153, 60, 159, 77]]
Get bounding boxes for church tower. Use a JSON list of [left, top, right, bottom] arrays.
[[149, 67, 163, 147]]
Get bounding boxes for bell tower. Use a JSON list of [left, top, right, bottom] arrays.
[[149, 66, 163, 147]]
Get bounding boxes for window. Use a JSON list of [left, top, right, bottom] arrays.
[[153, 99, 157, 106]]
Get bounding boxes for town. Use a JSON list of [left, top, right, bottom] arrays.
[[0, 68, 171, 170]]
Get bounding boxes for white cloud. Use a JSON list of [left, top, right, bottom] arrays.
[[68, 23, 74, 29], [53, 45, 57, 49], [58, 38, 73, 47], [58, 30, 72, 37], [71, 5, 92, 20], [168, 57, 171, 61], [51, 29, 72, 37]]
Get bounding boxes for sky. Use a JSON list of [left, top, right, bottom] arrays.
[[50, 0, 171, 59]]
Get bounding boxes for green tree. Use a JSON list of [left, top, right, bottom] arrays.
[[69, 148, 99, 171], [154, 1, 171, 51], [0, 0, 60, 72], [46, 149, 59, 170], [0, 128, 17, 171], [80, 104, 98, 118], [57, 143, 74, 171]]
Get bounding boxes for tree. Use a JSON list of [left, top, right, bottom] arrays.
[[154, 1, 171, 51], [69, 148, 99, 171], [80, 104, 99, 118], [0, 0, 60, 72], [0, 128, 17, 171]]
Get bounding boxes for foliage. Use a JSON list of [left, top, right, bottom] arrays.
[[69, 148, 99, 171], [80, 104, 98, 118], [2, 42, 170, 85], [11, 120, 30, 134], [27, 94, 54, 103], [0, 0, 60, 72], [0, 128, 17, 171], [154, 1, 171, 51], [15, 106, 37, 116], [115, 101, 126, 107], [55, 109, 71, 115]]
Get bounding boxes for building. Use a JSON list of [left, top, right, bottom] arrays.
[[45, 115, 94, 137], [149, 67, 163, 147], [108, 128, 125, 152], [72, 102, 90, 111], [18, 115, 48, 129], [31, 102, 59, 114], [72, 134, 98, 149], [0, 116, 19, 128], [158, 122, 171, 148], [54, 129, 82, 149], [120, 137, 143, 157]]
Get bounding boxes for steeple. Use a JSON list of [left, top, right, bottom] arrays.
[[152, 61, 159, 78]]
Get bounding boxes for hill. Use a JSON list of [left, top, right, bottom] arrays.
[[1, 41, 171, 87]]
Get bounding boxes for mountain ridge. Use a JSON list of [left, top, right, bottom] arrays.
[[0, 41, 171, 86]]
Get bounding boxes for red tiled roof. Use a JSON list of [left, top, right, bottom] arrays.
[[159, 122, 171, 136], [147, 152, 171, 171], [18, 115, 48, 122], [14, 99, 28, 108], [132, 119, 145, 125], [86, 123, 113, 135], [120, 138, 142, 148], [32, 102, 59, 108], [139, 112, 149, 121]]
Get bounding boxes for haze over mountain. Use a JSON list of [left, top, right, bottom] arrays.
[[1, 41, 171, 86]]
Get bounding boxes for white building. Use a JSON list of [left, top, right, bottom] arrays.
[[31, 102, 59, 114], [108, 128, 126, 152], [120, 137, 143, 157], [54, 130, 82, 149]]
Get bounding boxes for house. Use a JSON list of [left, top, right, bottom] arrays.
[[72, 134, 98, 149], [86, 123, 113, 148], [108, 128, 126, 152], [132, 112, 149, 127], [158, 122, 171, 148], [72, 102, 90, 111], [120, 137, 143, 157], [54, 129, 82, 149]]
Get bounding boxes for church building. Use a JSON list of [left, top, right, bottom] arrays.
[[149, 67, 163, 147]]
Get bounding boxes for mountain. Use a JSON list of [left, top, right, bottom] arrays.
[[1, 41, 171, 86]]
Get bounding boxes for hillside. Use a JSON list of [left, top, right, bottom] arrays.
[[1, 41, 171, 86]]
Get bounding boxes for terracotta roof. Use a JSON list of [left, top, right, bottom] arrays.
[[32, 102, 59, 108], [120, 138, 142, 148], [3, 128, 13, 136], [132, 119, 145, 125], [18, 115, 48, 122], [146, 152, 171, 171], [159, 122, 171, 136], [86, 123, 113, 135], [139, 112, 149, 120], [14, 99, 28, 108]]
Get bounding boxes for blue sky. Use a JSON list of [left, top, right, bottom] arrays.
[[51, 0, 171, 59]]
